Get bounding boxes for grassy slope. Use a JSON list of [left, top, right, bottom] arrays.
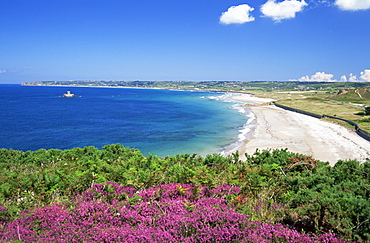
[[331, 86, 370, 105]]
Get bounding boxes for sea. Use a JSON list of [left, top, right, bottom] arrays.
[[0, 84, 255, 157]]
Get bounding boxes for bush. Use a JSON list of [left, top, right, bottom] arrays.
[[0, 145, 368, 241], [365, 106, 370, 115]]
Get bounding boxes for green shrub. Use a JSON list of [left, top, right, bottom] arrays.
[[0, 145, 368, 241]]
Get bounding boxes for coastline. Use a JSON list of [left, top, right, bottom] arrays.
[[20, 84, 370, 164], [225, 94, 370, 165]]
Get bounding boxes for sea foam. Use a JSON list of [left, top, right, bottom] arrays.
[[208, 93, 256, 157]]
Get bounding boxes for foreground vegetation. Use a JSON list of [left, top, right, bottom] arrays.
[[1, 144, 369, 241]]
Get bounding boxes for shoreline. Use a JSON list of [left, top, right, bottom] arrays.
[[225, 94, 370, 165], [21, 84, 370, 164]]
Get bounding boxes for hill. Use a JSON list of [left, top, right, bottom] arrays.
[[331, 86, 370, 105]]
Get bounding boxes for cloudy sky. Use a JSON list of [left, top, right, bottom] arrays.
[[0, 0, 369, 83]]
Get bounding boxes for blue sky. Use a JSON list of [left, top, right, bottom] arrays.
[[0, 0, 369, 83]]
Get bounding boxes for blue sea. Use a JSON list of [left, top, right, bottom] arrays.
[[0, 84, 254, 157]]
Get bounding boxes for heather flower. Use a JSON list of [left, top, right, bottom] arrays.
[[0, 183, 347, 242]]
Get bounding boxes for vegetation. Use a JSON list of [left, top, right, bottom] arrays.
[[332, 86, 370, 105], [1, 144, 369, 241]]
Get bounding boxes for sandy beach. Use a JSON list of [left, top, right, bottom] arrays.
[[229, 94, 370, 165]]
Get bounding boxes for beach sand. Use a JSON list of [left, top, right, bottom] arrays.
[[228, 94, 370, 165]]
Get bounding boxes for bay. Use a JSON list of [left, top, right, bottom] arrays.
[[0, 84, 252, 157]]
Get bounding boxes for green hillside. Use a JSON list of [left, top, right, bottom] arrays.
[[331, 86, 370, 105]]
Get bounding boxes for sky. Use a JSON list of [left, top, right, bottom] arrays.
[[0, 0, 369, 84]]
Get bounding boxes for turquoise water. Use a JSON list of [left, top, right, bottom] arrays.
[[0, 85, 253, 157]]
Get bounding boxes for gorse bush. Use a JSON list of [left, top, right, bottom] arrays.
[[0, 144, 369, 241]]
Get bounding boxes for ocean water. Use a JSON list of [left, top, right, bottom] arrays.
[[0, 84, 254, 157]]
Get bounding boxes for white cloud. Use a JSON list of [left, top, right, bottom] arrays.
[[296, 69, 370, 82], [360, 69, 370, 82], [348, 73, 358, 82], [0, 70, 6, 74], [261, 0, 308, 22], [338, 70, 370, 82], [219, 4, 255, 24], [298, 72, 336, 82], [335, 0, 370, 11]]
